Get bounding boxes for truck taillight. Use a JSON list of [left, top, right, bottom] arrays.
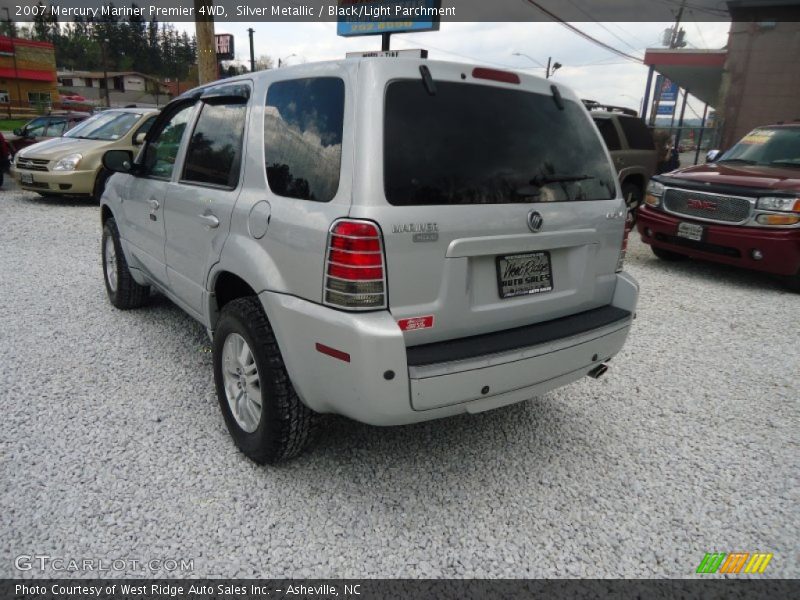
[[324, 219, 387, 310], [616, 218, 632, 273]]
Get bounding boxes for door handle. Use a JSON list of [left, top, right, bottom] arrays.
[[199, 214, 220, 229], [149, 198, 160, 210]]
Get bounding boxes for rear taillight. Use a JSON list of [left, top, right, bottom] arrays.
[[324, 219, 387, 310], [616, 217, 632, 273]]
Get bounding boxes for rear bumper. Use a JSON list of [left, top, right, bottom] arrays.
[[260, 272, 638, 426], [637, 205, 800, 276]]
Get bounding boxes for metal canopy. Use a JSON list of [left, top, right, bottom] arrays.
[[644, 49, 728, 107]]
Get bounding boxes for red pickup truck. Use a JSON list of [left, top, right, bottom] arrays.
[[637, 124, 800, 291]]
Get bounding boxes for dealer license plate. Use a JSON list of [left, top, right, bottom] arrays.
[[677, 221, 704, 241], [496, 251, 553, 299], [19, 172, 33, 184]]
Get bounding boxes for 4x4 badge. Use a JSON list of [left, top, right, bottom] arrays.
[[527, 211, 543, 232]]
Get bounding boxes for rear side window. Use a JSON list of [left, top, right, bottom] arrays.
[[45, 118, 68, 137], [594, 117, 622, 151], [617, 116, 655, 150], [264, 77, 344, 202], [182, 102, 247, 188], [384, 81, 616, 205]]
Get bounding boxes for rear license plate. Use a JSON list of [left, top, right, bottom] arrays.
[[677, 221, 704, 241], [19, 172, 33, 184], [496, 251, 553, 299]]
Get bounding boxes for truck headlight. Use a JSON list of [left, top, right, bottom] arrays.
[[644, 181, 664, 207], [756, 196, 800, 213], [52, 153, 82, 171]]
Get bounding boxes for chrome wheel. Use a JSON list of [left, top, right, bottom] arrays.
[[104, 236, 118, 292], [221, 333, 262, 433]]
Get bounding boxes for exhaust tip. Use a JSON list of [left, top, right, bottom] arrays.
[[587, 364, 609, 379]]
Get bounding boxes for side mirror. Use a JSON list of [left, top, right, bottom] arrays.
[[13, 128, 22, 136], [103, 149, 133, 173], [133, 132, 146, 146], [705, 149, 721, 163]]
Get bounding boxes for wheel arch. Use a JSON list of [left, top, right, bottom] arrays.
[[620, 172, 646, 195], [100, 203, 114, 226], [208, 270, 260, 330]]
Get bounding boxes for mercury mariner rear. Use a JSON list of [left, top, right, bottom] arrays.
[[261, 58, 639, 426]]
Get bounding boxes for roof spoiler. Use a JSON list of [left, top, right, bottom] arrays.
[[582, 99, 638, 117]]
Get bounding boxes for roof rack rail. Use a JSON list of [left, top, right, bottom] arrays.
[[582, 99, 638, 117]]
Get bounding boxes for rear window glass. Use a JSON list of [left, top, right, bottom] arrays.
[[264, 77, 344, 202], [617, 116, 655, 150], [384, 81, 616, 205], [593, 117, 622, 151]]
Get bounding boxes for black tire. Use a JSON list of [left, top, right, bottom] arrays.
[[93, 168, 111, 202], [102, 217, 150, 309], [213, 297, 318, 464], [651, 245, 687, 261], [621, 182, 643, 228]]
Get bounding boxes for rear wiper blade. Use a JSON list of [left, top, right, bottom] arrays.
[[530, 174, 594, 186]]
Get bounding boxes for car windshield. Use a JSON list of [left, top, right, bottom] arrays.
[[384, 80, 616, 205], [65, 111, 142, 141], [719, 127, 800, 167], [23, 117, 50, 136]]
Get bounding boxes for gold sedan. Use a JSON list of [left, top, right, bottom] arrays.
[[13, 108, 159, 200]]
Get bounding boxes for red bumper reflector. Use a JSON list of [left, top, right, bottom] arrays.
[[315, 343, 351, 363], [398, 315, 434, 331]]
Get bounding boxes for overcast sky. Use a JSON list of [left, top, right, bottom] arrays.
[[184, 21, 731, 119]]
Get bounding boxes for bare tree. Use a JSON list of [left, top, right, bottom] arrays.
[[255, 55, 275, 71]]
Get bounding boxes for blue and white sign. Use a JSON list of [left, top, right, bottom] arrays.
[[657, 103, 676, 116], [337, 0, 442, 37], [656, 75, 678, 102]]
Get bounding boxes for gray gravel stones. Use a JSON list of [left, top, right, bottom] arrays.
[[1, 185, 797, 578]]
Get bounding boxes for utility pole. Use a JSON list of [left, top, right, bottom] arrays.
[[545, 57, 561, 79], [669, 0, 687, 49], [247, 28, 255, 72], [100, 37, 111, 107], [194, 0, 217, 84]]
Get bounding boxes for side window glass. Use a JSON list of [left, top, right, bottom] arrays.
[[25, 118, 48, 137], [182, 102, 247, 188], [594, 118, 622, 151], [145, 104, 194, 179], [135, 115, 157, 137], [618, 116, 655, 150], [264, 77, 344, 202], [45, 119, 67, 137]]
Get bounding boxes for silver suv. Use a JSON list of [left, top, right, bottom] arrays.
[[100, 58, 639, 463]]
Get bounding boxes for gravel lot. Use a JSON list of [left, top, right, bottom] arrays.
[[1, 183, 797, 579]]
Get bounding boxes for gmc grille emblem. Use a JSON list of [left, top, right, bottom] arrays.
[[687, 198, 718, 211]]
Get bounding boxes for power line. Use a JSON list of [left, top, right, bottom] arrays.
[[523, 0, 643, 63], [563, 0, 643, 53], [655, 0, 728, 17], [692, 14, 710, 48]]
